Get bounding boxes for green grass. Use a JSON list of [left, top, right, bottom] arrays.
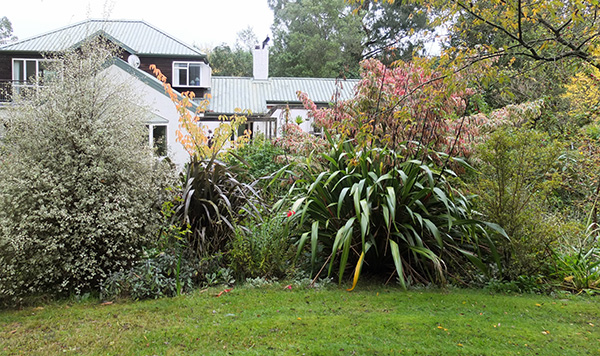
[[1, 286, 599, 355]]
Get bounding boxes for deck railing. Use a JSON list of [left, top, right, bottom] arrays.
[[0, 80, 13, 103], [0, 80, 39, 103]]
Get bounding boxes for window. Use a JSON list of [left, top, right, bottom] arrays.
[[12, 59, 59, 96], [12, 59, 58, 85], [172, 61, 204, 87], [146, 125, 167, 157]]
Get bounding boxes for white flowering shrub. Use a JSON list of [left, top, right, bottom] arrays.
[[0, 40, 174, 303]]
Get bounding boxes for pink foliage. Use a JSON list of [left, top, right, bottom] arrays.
[[273, 123, 329, 157], [298, 59, 476, 155]]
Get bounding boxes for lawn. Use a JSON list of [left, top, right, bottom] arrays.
[[1, 285, 599, 355]]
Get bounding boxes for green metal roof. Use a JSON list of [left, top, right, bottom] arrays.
[[207, 77, 359, 115], [0, 19, 205, 58], [110, 57, 200, 112]]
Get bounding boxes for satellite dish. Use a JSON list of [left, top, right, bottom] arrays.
[[127, 54, 140, 68]]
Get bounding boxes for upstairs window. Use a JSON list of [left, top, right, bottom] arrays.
[[12, 59, 58, 86], [172, 61, 203, 87]]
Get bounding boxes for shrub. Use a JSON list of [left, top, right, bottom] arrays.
[[472, 127, 563, 280], [0, 40, 173, 304], [298, 58, 475, 152], [227, 136, 287, 185], [289, 132, 505, 289], [227, 214, 297, 280], [273, 122, 328, 157]]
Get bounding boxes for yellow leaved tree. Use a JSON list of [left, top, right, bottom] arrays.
[[564, 65, 600, 123], [149, 64, 250, 160]]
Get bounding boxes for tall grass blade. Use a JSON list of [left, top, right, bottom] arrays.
[[390, 240, 407, 289]]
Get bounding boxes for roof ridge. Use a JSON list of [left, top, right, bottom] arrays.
[[212, 76, 359, 81], [0, 18, 92, 50], [0, 19, 205, 57], [132, 19, 205, 56]]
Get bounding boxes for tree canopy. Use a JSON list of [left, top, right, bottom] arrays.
[[358, 0, 429, 62], [267, 0, 431, 77], [354, 0, 600, 70], [268, 0, 365, 77], [0, 16, 17, 45], [209, 27, 258, 77]]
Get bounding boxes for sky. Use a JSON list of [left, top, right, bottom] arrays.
[[3, 0, 274, 51]]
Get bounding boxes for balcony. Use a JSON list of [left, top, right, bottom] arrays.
[[0, 80, 38, 104], [0, 80, 13, 103]]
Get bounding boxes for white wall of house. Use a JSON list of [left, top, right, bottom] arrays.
[[272, 107, 315, 134], [248, 107, 315, 138], [103, 64, 194, 167]]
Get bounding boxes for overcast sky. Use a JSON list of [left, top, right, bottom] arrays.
[[3, 0, 274, 51]]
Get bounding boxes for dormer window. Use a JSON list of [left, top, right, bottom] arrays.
[[173, 61, 202, 87], [172, 61, 210, 87]]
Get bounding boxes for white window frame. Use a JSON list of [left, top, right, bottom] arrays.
[[12, 58, 58, 86], [147, 124, 168, 157], [172, 61, 204, 87]]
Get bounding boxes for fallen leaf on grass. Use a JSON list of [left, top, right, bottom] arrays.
[[216, 288, 233, 297]]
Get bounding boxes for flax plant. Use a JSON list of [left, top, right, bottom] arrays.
[[288, 132, 506, 289]]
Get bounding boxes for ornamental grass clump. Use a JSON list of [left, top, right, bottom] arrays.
[[289, 132, 506, 289]]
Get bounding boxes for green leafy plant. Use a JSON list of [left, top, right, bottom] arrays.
[[552, 224, 600, 294], [100, 251, 200, 301], [172, 153, 263, 259], [289, 132, 506, 289], [227, 214, 297, 280], [473, 127, 563, 280], [226, 136, 287, 187], [203, 267, 235, 287], [485, 275, 551, 295], [155, 194, 192, 296]]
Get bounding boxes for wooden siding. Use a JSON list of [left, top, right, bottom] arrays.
[[0, 53, 45, 81], [0, 51, 208, 98], [136, 55, 208, 98]]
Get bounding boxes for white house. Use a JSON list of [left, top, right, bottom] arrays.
[[0, 19, 359, 166]]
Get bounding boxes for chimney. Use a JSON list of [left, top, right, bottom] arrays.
[[252, 45, 269, 80]]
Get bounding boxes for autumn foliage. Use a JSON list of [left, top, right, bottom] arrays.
[[149, 64, 249, 159], [299, 58, 476, 156]]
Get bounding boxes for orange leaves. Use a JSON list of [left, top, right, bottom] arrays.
[[215, 288, 233, 297], [149, 64, 248, 159], [149, 64, 167, 83]]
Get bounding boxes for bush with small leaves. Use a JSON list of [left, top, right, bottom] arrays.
[[472, 127, 563, 280], [0, 40, 174, 304]]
